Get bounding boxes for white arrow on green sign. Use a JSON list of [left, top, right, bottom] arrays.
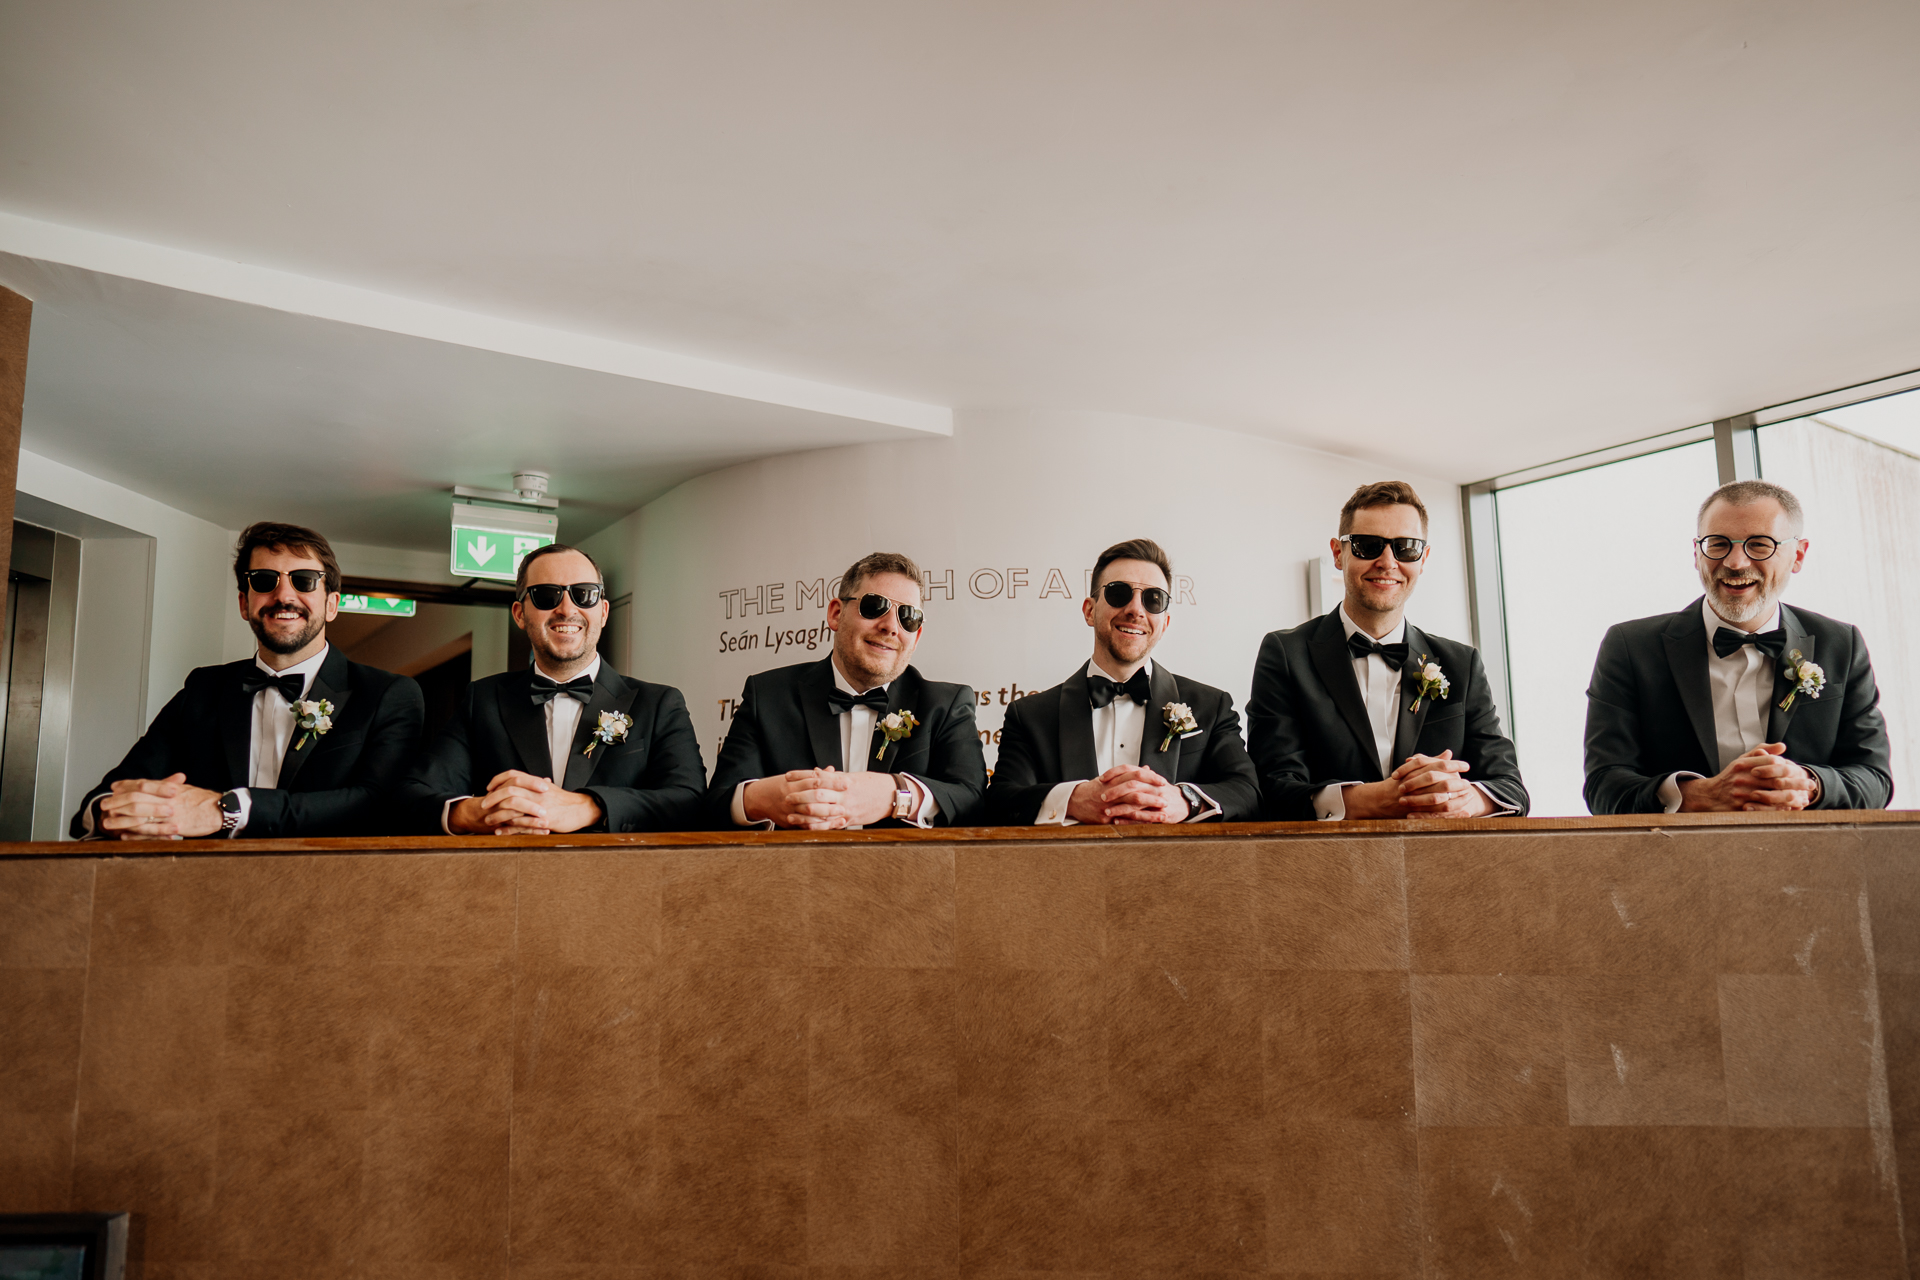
[[338, 594, 416, 617], [451, 524, 555, 581]]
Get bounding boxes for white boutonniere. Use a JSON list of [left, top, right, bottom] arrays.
[[1408, 657, 1450, 714], [1778, 650, 1825, 712], [1159, 701, 1199, 752], [583, 710, 631, 756], [292, 698, 334, 751], [876, 709, 919, 759]]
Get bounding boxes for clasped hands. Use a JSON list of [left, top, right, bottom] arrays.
[[1341, 750, 1495, 820], [1066, 765, 1190, 825], [743, 767, 900, 829], [1679, 742, 1820, 812], [96, 773, 223, 838], [448, 770, 603, 834]]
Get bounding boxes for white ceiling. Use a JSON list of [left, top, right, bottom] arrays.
[[3, 0, 1919, 544]]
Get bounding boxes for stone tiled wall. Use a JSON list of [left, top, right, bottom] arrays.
[[1, 822, 1916, 1277]]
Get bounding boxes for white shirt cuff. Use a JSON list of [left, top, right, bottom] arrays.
[[440, 795, 472, 834], [1656, 772, 1701, 814], [1314, 782, 1354, 821], [78, 790, 109, 837], [1469, 780, 1519, 815], [1181, 783, 1222, 822], [730, 779, 777, 830], [228, 787, 253, 835], [899, 774, 938, 828], [1035, 780, 1082, 825]]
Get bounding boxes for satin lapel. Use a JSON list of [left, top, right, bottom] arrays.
[[872, 669, 917, 772], [1140, 662, 1183, 778], [1662, 602, 1719, 770], [803, 659, 845, 771], [1767, 608, 1815, 742], [563, 668, 632, 792], [220, 664, 253, 788], [275, 648, 353, 788], [498, 671, 559, 781], [1307, 612, 1383, 781], [1057, 665, 1100, 780], [1391, 624, 1434, 769]]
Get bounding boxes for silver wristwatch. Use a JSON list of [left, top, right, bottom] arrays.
[[890, 774, 915, 821], [218, 790, 244, 836]]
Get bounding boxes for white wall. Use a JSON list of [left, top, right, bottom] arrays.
[[625, 408, 1469, 767]]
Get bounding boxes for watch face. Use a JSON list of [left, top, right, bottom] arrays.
[[219, 791, 242, 814]]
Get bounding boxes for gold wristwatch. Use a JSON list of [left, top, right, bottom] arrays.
[[890, 774, 914, 821]]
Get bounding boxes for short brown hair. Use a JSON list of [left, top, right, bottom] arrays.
[[515, 543, 603, 593], [1090, 538, 1172, 594], [233, 522, 341, 594], [838, 552, 924, 599], [1698, 479, 1804, 535], [1338, 481, 1428, 535]]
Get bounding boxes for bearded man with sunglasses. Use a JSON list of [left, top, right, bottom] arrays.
[[1249, 482, 1528, 821], [704, 551, 986, 829], [983, 538, 1260, 825], [1584, 479, 1891, 814], [399, 543, 706, 834], [70, 522, 425, 839]]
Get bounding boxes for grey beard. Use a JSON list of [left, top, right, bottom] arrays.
[[1701, 573, 1775, 624]]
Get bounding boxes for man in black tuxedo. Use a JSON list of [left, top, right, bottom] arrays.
[[71, 522, 424, 839], [705, 551, 986, 829], [984, 538, 1259, 826], [399, 543, 706, 834], [1248, 482, 1528, 821], [1584, 479, 1892, 814]]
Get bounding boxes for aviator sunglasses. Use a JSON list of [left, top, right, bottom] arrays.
[[1338, 534, 1428, 563], [1101, 581, 1171, 614], [848, 593, 924, 632], [519, 582, 606, 610], [244, 569, 328, 594]]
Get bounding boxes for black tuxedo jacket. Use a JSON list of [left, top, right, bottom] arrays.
[[982, 662, 1261, 825], [70, 646, 424, 838], [1583, 597, 1893, 814], [703, 658, 987, 828], [398, 664, 707, 833], [1247, 609, 1529, 820]]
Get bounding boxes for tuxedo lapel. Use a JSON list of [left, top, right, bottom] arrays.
[[872, 670, 919, 773], [1056, 665, 1100, 781], [1307, 612, 1383, 781], [497, 671, 559, 780], [1391, 625, 1434, 768], [1767, 607, 1815, 742], [563, 668, 635, 792], [1662, 601, 1719, 770], [220, 663, 253, 789], [275, 648, 353, 789], [802, 659, 845, 771], [1141, 662, 1183, 779]]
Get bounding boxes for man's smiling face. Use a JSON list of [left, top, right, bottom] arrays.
[[1085, 557, 1171, 670], [828, 570, 923, 689], [1695, 496, 1805, 624], [1336, 502, 1427, 627], [242, 545, 336, 657], [513, 549, 607, 671]]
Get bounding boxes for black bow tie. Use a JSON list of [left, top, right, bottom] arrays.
[[530, 673, 595, 706], [1088, 668, 1151, 709], [1347, 632, 1410, 666], [1714, 627, 1786, 661], [240, 669, 306, 703], [827, 686, 890, 716]]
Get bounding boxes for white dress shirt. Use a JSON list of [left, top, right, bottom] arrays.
[[439, 655, 600, 833], [1033, 658, 1221, 825], [1312, 608, 1514, 821], [1655, 600, 1781, 812], [728, 657, 935, 828]]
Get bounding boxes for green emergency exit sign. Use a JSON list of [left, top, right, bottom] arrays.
[[338, 594, 416, 617], [451, 523, 555, 581]]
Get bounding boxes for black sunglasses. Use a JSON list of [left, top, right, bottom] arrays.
[[1100, 581, 1171, 614], [848, 593, 924, 632], [519, 582, 605, 610], [1339, 534, 1428, 563], [244, 568, 327, 594], [1696, 534, 1786, 561]]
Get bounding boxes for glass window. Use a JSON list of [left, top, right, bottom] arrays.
[[1757, 387, 1920, 806], [1495, 440, 1722, 815]]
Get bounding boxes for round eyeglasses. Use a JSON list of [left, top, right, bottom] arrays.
[[1695, 535, 1787, 561]]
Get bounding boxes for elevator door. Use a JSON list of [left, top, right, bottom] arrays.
[[0, 522, 81, 840]]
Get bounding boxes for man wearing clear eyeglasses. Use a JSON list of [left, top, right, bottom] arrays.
[[983, 537, 1260, 825], [398, 543, 707, 833], [1584, 479, 1891, 814], [705, 551, 986, 829], [1248, 482, 1528, 821]]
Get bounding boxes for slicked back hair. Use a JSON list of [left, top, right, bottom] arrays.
[[1338, 481, 1428, 535], [233, 522, 341, 595], [515, 543, 604, 594], [839, 552, 924, 600], [1698, 479, 1805, 535], [1090, 538, 1172, 594]]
